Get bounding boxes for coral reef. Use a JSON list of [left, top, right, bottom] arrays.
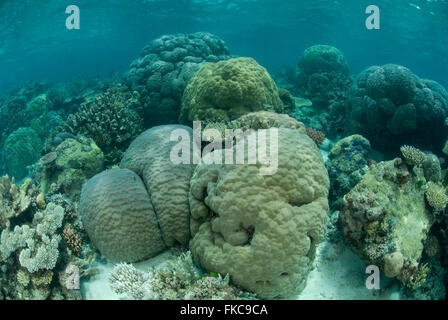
[[125, 32, 231, 126], [0, 175, 96, 299], [179, 57, 287, 125], [80, 168, 165, 262], [109, 251, 255, 300], [349, 64, 448, 152], [340, 158, 434, 286], [59, 86, 143, 166], [121, 125, 195, 247], [36, 136, 104, 199], [325, 135, 371, 206], [189, 126, 329, 298], [2, 127, 43, 180]]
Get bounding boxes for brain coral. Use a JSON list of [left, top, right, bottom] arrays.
[[120, 125, 194, 247], [3, 127, 43, 180], [125, 32, 231, 127], [188, 127, 329, 298], [80, 168, 165, 262], [179, 57, 286, 125], [349, 64, 448, 152]]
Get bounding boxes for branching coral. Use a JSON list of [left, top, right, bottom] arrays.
[[62, 223, 82, 257], [1, 203, 64, 273], [400, 145, 426, 166], [109, 251, 255, 300], [59, 86, 143, 166], [425, 182, 447, 212], [306, 127, 325, 147], [0, 175, 39, 229]]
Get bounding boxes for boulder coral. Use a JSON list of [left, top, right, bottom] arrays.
[[349, 64, 448, 152], [125, 32, 231, 126], [80, 168, 165, 262], [120, 125, 195, 247], [340, 158, 434, 283], [80, 125, 195, 262], [292, 45, 353, 137], [2, 127, 43, 180], [188, 126, 329, 298], [179, 57, 287, 125], [325, 135, 371, 205]]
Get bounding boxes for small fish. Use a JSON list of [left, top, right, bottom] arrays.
[[122, 158, 132, 164]]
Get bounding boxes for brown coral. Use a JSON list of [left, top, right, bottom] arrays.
[[0, 175, 39, 229], [59, 85, 143, 166], [63, 223, 82, 256], [306, 127, 325, 147]]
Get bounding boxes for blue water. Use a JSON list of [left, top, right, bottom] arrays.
[[1, 0, 447, 94]]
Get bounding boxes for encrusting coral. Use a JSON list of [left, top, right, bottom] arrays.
[[36, 136, 104, 200], [340, 157, 434, 286], [179, 57, 288, 125]]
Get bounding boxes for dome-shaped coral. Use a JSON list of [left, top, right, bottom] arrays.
[[120, 125, 195, 247], [80, 168, 165, 262], [298, 45, 350, 76], [350, 64, 448, 152], [188, 126, 329, 298], [125, 32, 231, 127], [179, 57, 285, 125], [2, 127, 42, 180]]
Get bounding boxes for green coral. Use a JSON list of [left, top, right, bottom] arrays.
[[36, 136, 104, 199], [59, 86, 143, 166], [179, 57, 285, 125], [340, 158, 433, 284], [2, 127, 43, 180], [298, 45, 350, 76]]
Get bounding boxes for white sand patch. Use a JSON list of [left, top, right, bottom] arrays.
[[296, 239, 402, 300]]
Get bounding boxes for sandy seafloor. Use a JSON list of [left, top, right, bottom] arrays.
[[82, 148, 403, 300], [81, 236, 402, 300]]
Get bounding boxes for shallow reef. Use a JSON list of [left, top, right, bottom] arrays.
[[1, 32, 448, 300]]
